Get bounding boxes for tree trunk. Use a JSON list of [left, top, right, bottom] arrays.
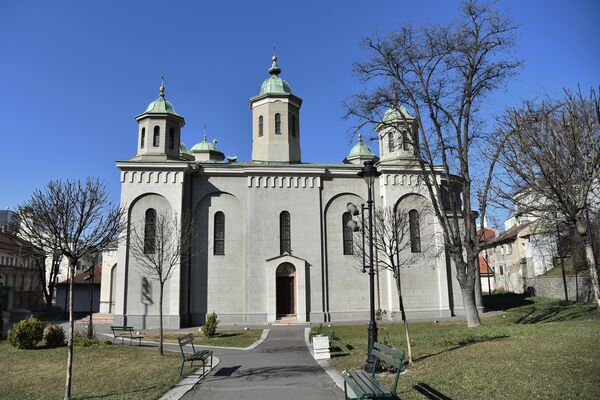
[[460, 286, 481, 327], [394, 276, 413, 365], [576, 217, 600, 312], [64, 259, 76, 400], [159, 283, 164, 356]]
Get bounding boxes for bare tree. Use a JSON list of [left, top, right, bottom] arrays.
[[17, 179, 124, 400], [494, 88, 600, 310], [346, 0, 520, 326], [352, 207, 418, 364], [129, 211, 194, 356]]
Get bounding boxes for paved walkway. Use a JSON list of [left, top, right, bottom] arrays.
[[182, 326, 344, 400]]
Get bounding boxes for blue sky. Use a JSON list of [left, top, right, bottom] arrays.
[[0, 0, 598, 226]]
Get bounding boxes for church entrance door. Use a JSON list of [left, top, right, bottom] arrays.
[[276, 263, 296, 319]]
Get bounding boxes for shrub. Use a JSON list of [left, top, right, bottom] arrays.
[[202, 311, 219, 338], [7, 317, 44, 349], [43, 324, 65, 347]]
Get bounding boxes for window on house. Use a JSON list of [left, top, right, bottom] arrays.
[[342, 212, 353, 255], [409, 209, 421, 253], [499, 265, 504, 275], [259, 115, 264, 137], [275, 113, 281, 134], [280, 211, 291, 254], [153, 126, 160, 147], [169, 128, 175, 150], [388, 132, 395, 153], [144, 208, 157, 254], [141, 127, 145, 148], [214, 211, 225, 255]]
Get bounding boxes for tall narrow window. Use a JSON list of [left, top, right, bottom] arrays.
[[153, 126, 160, 147], [388, 132, 395, 152], [342, 212, 353, 255], [214, 211, 225, 255], [280, 211, 291, 254], [140, 127, 146, 149], [290, 115, 296, 136], [168, 128, 175, 150], [402, 130, 410, 150], [258, 115, 264, 136], [144, 208, 157, 254], [409, 209, 421, 253], [275, 113, 281, 134]]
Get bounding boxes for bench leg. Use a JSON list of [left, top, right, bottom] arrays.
[[180, 361, 185, 377]]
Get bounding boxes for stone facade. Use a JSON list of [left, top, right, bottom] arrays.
[[525, 275, 595, 304], [107, 56, 478, 329]]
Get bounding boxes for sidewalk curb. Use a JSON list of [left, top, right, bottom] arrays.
[[158, 356, 221, 400], [304, 327, 354, 398]]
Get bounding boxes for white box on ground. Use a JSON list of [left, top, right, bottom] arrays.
[[313, 335, 331, 360]]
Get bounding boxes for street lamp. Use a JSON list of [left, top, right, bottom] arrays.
[[350, 160, 381, 372]]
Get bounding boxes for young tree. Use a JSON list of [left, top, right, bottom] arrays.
[[351, 206, 416, 364], [346, 0, 520, 326], [129, 211, 194, 356], [17, 179, 124, 400], [494, 88, 600, 310]]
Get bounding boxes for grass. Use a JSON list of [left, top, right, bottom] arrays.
[[317, 295, 600, 400], [542, 256, 589, 277], [142, 329, 262, 347], [0, 341, 195, 400]]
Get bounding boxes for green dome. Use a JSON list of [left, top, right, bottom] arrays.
[[179, 143, 189, 154], [348, 134, 375, 157], [144, 96, 179, 116], [260, 75, 291, 94], [191, 135, 220, 152], [259, 54, 292, 95], [383, 106, 413, 122]]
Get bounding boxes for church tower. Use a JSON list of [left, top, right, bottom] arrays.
[[250, 53, 302, 163], [134, 79, 185, 161], [376, 106, 419, 164]]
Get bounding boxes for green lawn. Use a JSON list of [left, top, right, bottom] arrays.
[[0, 341, 195, 400], [142, 329, 262, 347], [317, 295, 600, 400]]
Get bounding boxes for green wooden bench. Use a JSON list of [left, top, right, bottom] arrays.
[[343, 342, 405, 399], [177, 333, 213, 377], [110, 326, 144, 346]]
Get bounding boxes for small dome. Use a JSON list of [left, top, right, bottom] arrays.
[[260, 75, 292, 94], [191, 134, 220, 152], [383, 106, 413, 122], [348, 134, 375, 157], [259, 53, 292, 95], [144, 96, 179, 116]]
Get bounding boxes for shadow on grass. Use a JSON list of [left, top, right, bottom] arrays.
[[76, 384, 159, 399], [516, 304, 597, 324], [483, 293, 533, 311], [414, 383, 454, 400], [414, 335, 508, 362]]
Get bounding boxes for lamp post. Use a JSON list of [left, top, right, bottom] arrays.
[[348, 160, 381, 372]]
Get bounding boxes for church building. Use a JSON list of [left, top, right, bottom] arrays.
[[109, 54, 473, 329]]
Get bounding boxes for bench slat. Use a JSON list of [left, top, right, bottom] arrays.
[[348, 371, 391, 397], [372, 348, 404, 369]]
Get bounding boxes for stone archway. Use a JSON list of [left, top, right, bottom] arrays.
[[276, 263, 296, 319]]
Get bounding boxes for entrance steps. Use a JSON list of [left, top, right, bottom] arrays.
[[75, 312, 113, 325]]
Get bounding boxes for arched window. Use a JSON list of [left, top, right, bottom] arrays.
[[409, 209, 421, 253], [144, 208, 157, 254], [275, 113, 281, 134], [342, 212, 353, 255], [168, 128, 175, 150], [402, 130, 410, 150], [258, 115, 264, 137], [140, 127, 145, 149], [153, 126, 160, 147], [280, 211, 291, 254], [388, 132, 395, 152], [290, 114, 296, 137], [214, 212, 225, 255]]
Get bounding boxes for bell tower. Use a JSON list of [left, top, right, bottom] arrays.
[[134, 78, 185, 161], [376, 106, 419, 164], [250, 52, 302, 163]]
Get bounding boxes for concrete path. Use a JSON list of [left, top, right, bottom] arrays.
[[182, 326, 344, 400]]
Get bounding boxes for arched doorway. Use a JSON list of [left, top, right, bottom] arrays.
[[276, 263, 296, 319]]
